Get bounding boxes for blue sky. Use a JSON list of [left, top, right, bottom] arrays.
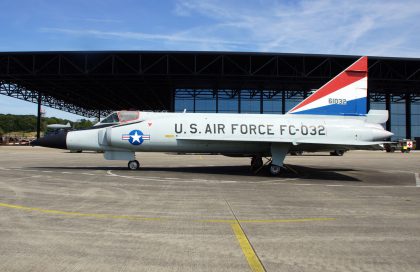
[[1, 0, 419, 120]]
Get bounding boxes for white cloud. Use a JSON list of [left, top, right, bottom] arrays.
[[40, 27, 249, 47], [37, 0, 420, 56], [171, 0, 420, 57]]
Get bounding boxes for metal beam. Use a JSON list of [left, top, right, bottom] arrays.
[[0, 82, 102, 117], [385, 93, 391, 132], [238, 90, 241, 113], [36, 92, 41, 139], [406, 92, 411, 139], [282, 91, 286, 114], [193, 89, 196, 113], [1, 52, 420, 117], [215, 90, 219, 113]]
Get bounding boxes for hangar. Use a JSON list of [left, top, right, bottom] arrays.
[[0, 51, 419, 140]]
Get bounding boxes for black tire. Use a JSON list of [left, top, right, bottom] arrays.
[[269, 165, 281, 176], [331, 150, 344, 156], [128, 160, 140, 170], [336, 150, 344, 156]]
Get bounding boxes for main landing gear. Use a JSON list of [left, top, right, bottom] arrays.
[[250, 156, 264, 171], [269, 164, 282, 176], [269, 143, 290, 176], [250, 143, 290, 176], [128, 160, 140, 170], [251, 156, 284, 176]]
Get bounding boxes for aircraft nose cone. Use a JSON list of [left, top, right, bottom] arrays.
[[31, 131, 68, 149]]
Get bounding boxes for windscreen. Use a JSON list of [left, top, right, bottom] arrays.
[[100, 112, 119, 124]]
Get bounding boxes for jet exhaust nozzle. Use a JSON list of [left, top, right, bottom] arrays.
[[371, 129, 394, 141]]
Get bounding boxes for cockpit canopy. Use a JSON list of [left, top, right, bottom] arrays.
[[98, 111, 139, 125]]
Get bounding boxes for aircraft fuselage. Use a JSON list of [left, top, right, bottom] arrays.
[[67, 112, 390, 154]]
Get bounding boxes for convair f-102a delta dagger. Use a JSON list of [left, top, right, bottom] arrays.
[[32, 56, 393, 176]]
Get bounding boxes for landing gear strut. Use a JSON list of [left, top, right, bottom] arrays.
[[128, 160, 140, 170], [269, 143, 290, 176], [250, 156, 263, 170]]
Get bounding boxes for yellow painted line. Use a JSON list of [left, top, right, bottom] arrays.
[[0, 203, 163, 221], [200, 219, 237, 223], [164, 134, 175, 138], [0, 202, 336, 225], [238, 217, 336, 223], [0, 202, 335, 271], [200, 217, 335, 224], [231, 222, 265, 272]]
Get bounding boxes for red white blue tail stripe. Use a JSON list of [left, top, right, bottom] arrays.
[[288, 56, 368, 116]]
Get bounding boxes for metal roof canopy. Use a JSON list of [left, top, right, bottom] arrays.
[[1, 51, 420, 117]]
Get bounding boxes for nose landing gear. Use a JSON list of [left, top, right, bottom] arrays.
[[128, 160, 140, 170]]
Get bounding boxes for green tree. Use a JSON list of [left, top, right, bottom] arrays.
[[74, 119, 94, 129], [0, 114, 93, 133]]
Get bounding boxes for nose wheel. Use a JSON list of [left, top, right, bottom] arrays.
[[128, 160, 140, 170]]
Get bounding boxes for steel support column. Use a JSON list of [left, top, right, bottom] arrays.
[[406, 92, 411, 139], [282, 91, 286, 114], [170, 89, 175, 112], [260, 90, 264, 114], [385, 93, 391, 132], [193, 89, 196, 113], [238, 90, 241, 113], [36, 92, 42, 139], [215, 90, 219, 113]]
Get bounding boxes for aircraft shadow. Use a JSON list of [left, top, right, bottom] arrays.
[[31, 164, 360, 182]]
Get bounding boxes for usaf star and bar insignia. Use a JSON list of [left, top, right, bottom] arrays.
[[122, 130, 150, 145]]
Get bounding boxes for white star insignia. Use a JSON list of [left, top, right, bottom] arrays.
[[130, 132, 142, 143]]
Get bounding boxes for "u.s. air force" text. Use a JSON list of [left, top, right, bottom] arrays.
[[174, 123, 326, 136]]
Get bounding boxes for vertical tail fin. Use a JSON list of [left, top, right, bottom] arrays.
[[287, 56, 368, 116]]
